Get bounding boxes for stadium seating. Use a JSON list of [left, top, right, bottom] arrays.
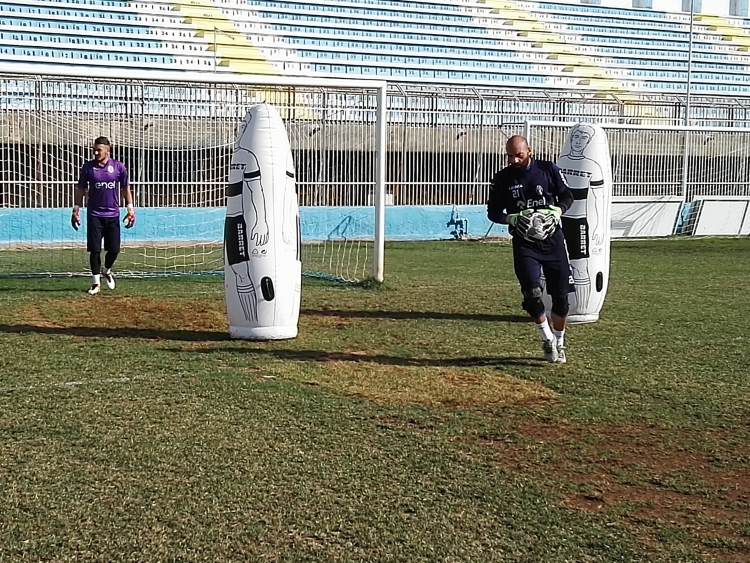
[[4, 0, 750, 95]]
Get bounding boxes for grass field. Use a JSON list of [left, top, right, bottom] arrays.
[[0, 237, 748, 563]]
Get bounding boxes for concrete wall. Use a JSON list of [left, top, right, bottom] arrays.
[[2, 201, 709, 248], [0, 205, 508, 247]]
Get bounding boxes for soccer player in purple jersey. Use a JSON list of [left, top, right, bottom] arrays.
[[71, 136, 135, 295], [487, 135, 575, 363]]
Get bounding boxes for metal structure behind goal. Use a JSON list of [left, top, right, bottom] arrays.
[[2, 66, 750, 278]]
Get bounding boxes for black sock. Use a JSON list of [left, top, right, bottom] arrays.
[[104, 251, 119, 271], [90, 252, 101, 277]]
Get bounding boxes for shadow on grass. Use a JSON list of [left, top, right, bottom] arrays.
[[181, 346, 546, 368], [0, 324, 229, 341], [301, 309, 530, 323]]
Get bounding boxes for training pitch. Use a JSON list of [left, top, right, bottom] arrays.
[[0, 237, 748, 563]]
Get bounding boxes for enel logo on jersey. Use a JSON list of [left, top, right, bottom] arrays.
[[95, 181, 117, 190], [517, 197, 548, 210]]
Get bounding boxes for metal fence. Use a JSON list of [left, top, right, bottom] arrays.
[[1, 75, 383, 208], [4, 70, 750, 209], [526, 122, 750, 200]]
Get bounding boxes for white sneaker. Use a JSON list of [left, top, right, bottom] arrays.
[[102, 270, 115, 290], [556, 345, 567, 364], [543, 340, 558, 363], [87, 284, 100, 295]]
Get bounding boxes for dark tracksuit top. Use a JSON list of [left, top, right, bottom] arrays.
[[487, 159, 574, 254], [487, 159, 576, 296]]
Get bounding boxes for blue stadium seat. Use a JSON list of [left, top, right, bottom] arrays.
[[4, 0, 750, 94]]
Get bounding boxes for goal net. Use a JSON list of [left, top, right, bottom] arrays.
[[0, 68, 386, 282]]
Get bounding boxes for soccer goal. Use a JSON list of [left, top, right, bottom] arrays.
[[0, 64, 386, 283]]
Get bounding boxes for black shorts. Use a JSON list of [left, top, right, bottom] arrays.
[[87, 215, 121, 253], [513, 238, 574, 298], [561, 216, 590, 260], [224, 215, 250, 265]]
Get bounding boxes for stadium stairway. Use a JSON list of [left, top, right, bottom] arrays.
[[169, 0, 315, 115], [480, 0, 658, 121], [172, 0, 277, 75], [696, 13, 750, 51], [481, 0, 621, 89]]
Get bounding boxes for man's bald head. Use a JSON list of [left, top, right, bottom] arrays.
[[506, 135, 532, 168]]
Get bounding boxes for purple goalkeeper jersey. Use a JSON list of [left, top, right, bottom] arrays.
[[77, 158, 129, 218]]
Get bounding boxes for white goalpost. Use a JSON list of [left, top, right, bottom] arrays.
[[0, 63, 387, 283]]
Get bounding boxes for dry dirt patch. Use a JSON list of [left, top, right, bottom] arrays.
[[472, 418, 750, 561], [14, 296, 228, 337]]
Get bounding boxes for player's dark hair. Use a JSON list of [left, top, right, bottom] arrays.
[[94, 136, 111, 146]]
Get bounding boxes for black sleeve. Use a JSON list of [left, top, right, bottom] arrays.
[[548, 162, 574, 213], [487, 172, 508, 224]]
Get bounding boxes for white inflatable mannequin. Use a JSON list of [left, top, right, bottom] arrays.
[[224, 103, 301, 339], [543, 123, 613, 323]]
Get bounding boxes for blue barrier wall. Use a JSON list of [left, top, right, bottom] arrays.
[[0, 205, 507, 244]]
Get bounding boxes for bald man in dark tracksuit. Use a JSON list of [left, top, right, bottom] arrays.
[[487, 135, 575, 363]]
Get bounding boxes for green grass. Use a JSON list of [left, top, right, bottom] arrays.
[[0, 237, 748, 562]]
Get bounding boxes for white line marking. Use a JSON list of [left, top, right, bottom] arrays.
[[2, 375, 158, 393]]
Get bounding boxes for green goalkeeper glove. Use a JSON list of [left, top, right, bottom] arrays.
[[539, 205, 563, 222], [507, 209, 533, 227]]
